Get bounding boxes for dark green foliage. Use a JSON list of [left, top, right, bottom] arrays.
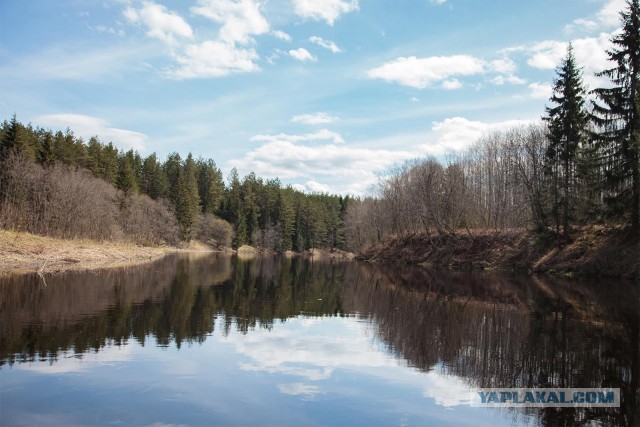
[[591, 0, 640, 231], [544, 44, 589, 241], [117, 150, 139, 195], [196, 158, 224, 215], [0, 115, 36, 159], [0, 116, 352, 249], [141, 153, 167, 200]]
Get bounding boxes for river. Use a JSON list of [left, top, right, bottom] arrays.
[[0, 253, 638, 426]]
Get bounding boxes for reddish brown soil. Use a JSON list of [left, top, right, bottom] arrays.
[[357, 226, 639, 280]]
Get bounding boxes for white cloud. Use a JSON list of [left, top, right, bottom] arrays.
[[490, 74, 526, 86], [490, 57, 516, 74], [230, 133, 413, 195], [596, 0, 626, 27], [427, 0, 447, 4], [291, 112, 337, 125], [422, 370, 471, 407], [167, 40, 260, 79], [191, 0, 269, 45], [529, 82, 552, 100], [289, 47, 317, 62], [565, 0, 626, 33], [527, 40, 567, 69], [525, 33, 614, 89], [272, 30, 292, 42], [277, 383, 322, 398], [309, 36, 342, 53], [251, 128, 344, 144], [292, 0, 359, 25], [367, 55, 485, 89], [123, 1, 193, 45], [305, 180, 332, 193], [35, 114, 148, 151], [441, 79, 462, 90], [420, 116, 534, 154]]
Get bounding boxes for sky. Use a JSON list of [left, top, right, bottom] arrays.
[[0, 0, 627, 195]]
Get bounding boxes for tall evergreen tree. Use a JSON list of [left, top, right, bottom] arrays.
[[591, 0, 640, 232], [37, 130, 56, 166], [184, 153, 201, 221], [196, 158, 224, 215], [116, 151, 139, 195], [544, 44, 589, 241]]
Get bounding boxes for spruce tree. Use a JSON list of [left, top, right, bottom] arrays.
[[591, 0, 640, 232], [544, 44, 589, 241]]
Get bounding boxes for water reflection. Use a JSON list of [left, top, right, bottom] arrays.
[[0, 254, 638, 426]]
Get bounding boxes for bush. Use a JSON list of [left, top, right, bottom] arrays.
[[194, 213, 233, 248]]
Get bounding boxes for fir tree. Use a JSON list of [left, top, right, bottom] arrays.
[[591, 0, 640, 232], [544, 44, 589, 241]]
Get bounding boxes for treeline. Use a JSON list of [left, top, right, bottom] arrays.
[[345, 0, 639, 251], [0, 117, 350, 250]]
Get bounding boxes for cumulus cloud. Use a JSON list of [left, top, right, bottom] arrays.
[[309, 36, 342, 53], [367, 55, 485, 89], [289, 48, 317, 62], [292, 0, 359, 25], [122, 0, 266, 79], [420, 116, 534, 155], [441, 79, 462, 90], [272, 30, 292, 42], [528, 82, 552, 100], [305, 180, 332, 193], [291, 112, 337, 125], [230, 132, 413, 195], [35, 114, 148, 151], [167, 40, 260, 79], [565, 0, 626, 33], [123, 1, 193, 45], [190, 0, 269, 45], [526, 33, 614, 88]]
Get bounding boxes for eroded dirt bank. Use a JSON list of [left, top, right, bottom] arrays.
[[357, 227, 639, 280]]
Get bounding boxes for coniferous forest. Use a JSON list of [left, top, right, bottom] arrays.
[[0, 0, 638, 257]]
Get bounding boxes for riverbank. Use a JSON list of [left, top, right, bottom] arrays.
[[0, 230, 205, 275], [357, 226, 639, 280]]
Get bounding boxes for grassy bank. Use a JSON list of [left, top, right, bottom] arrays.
[[357, 226, 639, 280], [0, 230, 197, 275]]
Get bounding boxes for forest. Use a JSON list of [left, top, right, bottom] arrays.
[[0, 119, 349, 251], [344, 1, 639, 251], [0, 0, 638, 256]]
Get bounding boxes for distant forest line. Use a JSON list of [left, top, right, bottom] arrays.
[[1, 1, 638, 254]]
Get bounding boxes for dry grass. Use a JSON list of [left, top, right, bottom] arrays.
[[0, 229, 207, 275]]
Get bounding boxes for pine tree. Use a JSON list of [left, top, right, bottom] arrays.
[[277, 188, 295, 251], [85, 137, 103, 176], [0, 115, 35, 159], [116, 151, 139, 195], [544, 44, 589, 241], [591, 0, 640, 232], [184, 153, 201, 221], [196, 158, 224, 215], [141, 153, 167, 199], [175, 169, 194, 241], [37, 130, 56, 166]]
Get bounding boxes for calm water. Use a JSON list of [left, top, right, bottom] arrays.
[[0, 254, 638, 426]]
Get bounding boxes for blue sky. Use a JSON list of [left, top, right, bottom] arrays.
[[0, 0, 626, 195]]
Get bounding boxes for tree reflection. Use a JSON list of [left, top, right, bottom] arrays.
[[0, 255, 637, 425]]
